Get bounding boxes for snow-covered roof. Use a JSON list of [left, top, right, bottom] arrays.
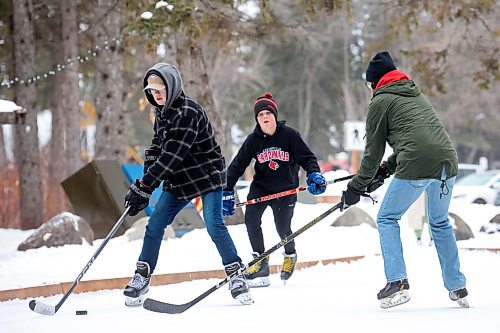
[[0, 99, 22, 113]]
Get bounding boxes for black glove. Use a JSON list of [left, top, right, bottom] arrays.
[[143, 148, 160, 174], [125, 179, 153, 216], [366, 164, 391, 193], [340, 185, 364, 211]]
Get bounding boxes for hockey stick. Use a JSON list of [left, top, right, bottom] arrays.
[[28, 207, 130, 315], [235, 174, 354, 208], [143, 201, 343, 314]]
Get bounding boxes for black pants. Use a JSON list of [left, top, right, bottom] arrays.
[[244, 194, 297, 255]]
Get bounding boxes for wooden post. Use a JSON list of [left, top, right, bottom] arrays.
[[351, 150, 361, 174], [0, 109, 26, 124]]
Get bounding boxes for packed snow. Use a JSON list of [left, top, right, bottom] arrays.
[[1, 198, 499, 332]]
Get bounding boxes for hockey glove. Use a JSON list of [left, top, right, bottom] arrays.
[[340, 185, 364, 211], [222, 190, 235, 217], [366, 164, 391, 193], [125, 179, 153, 216], [143, 148, 160, 174], [306, 172, 327, 195]]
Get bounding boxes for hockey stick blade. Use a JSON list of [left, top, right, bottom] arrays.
[[143, 202, 343, 314], [29, 299, 56, 315], [28, 208, 130, 315], [143, 298, 188, 314], [144, 283, 221, 314]]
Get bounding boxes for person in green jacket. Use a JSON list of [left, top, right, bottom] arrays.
[[341, 51, 468, 309]]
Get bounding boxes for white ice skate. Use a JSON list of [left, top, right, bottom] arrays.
[[450, 288, 470, 308], [379, 290, 411, 309]]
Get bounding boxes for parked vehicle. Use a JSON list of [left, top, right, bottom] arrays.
[[456, 163, 485, 180], [452, 170, 500, 206]]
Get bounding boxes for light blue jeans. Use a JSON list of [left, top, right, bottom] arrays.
[[139, 189, 242, 272], [377, 175, 466, 291]]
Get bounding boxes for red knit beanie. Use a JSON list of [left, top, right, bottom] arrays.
[[254, 93, 278, 121]]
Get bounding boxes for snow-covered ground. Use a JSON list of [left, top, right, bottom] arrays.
[[1, 199, 499, 333]]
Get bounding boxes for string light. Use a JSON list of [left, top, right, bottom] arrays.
[[0, 37, 121, 89]]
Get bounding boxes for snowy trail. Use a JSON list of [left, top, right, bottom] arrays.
[[1, 249, 499, 333], [1, 200, 500, 332]]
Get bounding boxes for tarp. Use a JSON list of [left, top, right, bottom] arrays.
[[121, 164, 203, 236], [62, 160, 143, 239], [121, 164, 163, 216]]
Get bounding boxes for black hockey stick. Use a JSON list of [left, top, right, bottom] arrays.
[[143, 201, 343, 314], [28, 207, 130, 315], [235, 174, 354, 207]]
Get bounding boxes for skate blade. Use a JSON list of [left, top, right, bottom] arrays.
[[380, 290, 411, 309], [456, 297, 470, 308], [236, 292, 254, 305], [248, 277, 270, 288], [125, 294, 146, 307]]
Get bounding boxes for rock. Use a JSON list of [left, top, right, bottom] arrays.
[[332, 206, 376, 228], [489, 214, 500, 224], [124, 217, 176, 242], [479, 223, 500, 234], [18, 212, 93, 251], [449, 212, 474, 241], [479, 214, 500, 234]]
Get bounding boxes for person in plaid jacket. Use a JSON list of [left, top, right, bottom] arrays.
[[123, 63, 252, 306]]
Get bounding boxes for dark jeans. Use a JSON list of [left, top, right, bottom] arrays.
[[138, 189, 241, 272], [244, 194, 297, 255]]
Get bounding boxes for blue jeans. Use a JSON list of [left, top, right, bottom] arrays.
[[377, 175, 466, 291], [138, 189, 241, 272]]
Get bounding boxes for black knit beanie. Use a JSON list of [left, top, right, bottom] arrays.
[[365, 51, 397, 86], [254, 93, 278, 121]]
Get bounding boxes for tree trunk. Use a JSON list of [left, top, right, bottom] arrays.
[[61, 0, 82, 175], [174, 30, 226, 154], [466, 147, 477, 164], [0, 126, 6, 169], [49, 52, 67, 215], [298, 21, 337, 142], [47, 0, 80, 217], [12, 0, 43, 229], [93, 0, 125, 162], [299, 55, 314, 140]]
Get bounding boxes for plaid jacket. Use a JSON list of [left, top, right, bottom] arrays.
[[142, 93, 226, 200]]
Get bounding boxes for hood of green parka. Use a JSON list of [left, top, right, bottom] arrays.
[[373, 80, 421, 99]]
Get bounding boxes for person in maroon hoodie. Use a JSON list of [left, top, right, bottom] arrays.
[[222, 93, 326, 287]]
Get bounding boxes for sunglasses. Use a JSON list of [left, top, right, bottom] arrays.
[[146, 88, 166, 94]]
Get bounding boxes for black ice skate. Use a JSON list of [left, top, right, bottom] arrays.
[[124, 261, 151, 306], [449, 287, 469, 308], [225, 262, 253, 305], [280, 253, 297, 284], [377, 279, 410, 309], [244, 252, 270, 288]]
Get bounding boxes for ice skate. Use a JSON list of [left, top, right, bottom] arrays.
[[377, 279, 411, 309], [280, 253, 297, 284], [225, 262, 254, 305], [244, 252, 270, 288], [124, 261, 151, 306], [449, 288, 469, 308]]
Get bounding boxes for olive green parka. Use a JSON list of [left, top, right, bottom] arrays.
[[350, 73, 458, 192]]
